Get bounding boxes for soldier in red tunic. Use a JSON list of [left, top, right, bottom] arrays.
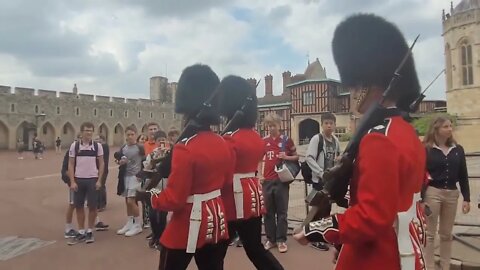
[[149, 64, 232, 270], [217, 75, 284, 270], [293, 14, 427, 270]]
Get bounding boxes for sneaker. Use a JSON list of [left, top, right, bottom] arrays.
[[264, 241, 276, 250], [64, 229, 77, 239], [95, 222, 109, 231], [146, 233, 153, 240], [148, 238, 159, 249], [125, 224, 142, 237], [235, 239, 243, 247], [277, 242, 288, 253], [117, 222, 133, 235], [85, 232, 94, 244], [229, 236, 239, 246], [67, 233, 86, 245], [310, 242, 330, 251]]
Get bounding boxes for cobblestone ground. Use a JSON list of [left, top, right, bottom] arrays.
[[0, 149, 332, 270]]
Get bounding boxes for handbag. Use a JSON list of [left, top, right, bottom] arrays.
[[274, 135, 300, 183]]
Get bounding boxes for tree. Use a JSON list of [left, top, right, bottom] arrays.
[[412, 113, 457, 136]]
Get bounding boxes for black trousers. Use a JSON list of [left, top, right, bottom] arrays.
[[220, 217, 284, 270], [158, 242, 228, 270], [150, 207, 167, 242]]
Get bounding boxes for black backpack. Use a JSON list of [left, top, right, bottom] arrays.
[[61, 141, 99, 185], [300, 134, 324, 185]]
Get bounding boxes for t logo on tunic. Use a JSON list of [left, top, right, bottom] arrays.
[[266, 151, 275, 160]]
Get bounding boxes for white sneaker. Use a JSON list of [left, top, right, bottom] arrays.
[[117, 222, 133, 235], [125, 224, 142, 237]]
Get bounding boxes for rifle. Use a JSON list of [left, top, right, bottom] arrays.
[[296, 35, 421, 231]]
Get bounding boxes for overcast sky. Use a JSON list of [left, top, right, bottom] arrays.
[[0, 0, 455, 100]]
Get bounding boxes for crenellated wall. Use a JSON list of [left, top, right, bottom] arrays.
[[0, 84, 180, 150]]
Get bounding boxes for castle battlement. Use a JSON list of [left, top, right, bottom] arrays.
[[14, 87, 35, 96], [37, 90, 57, 98]]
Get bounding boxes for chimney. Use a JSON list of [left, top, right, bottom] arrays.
[[265, 74, 273, 96], [282, 71, 291, 94], [246, 78, 257, 89]]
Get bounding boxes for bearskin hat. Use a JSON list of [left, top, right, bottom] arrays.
[[175, 64, 221, 125], [332, 14, 420, 111], [217, 75, 258, 128]]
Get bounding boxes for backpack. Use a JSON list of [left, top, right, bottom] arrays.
[[61, 141, 99, 185], [300, 134, 324, 185]]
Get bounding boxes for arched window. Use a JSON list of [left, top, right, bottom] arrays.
[[35, 105, 39, 114], [460, 40, 474, 85]]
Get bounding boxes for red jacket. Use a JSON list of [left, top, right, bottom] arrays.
[[333, 116, 426, 270], [222, 128, 266, 222], [151, 131, 233, 250]]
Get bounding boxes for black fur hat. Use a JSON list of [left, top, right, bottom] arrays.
[[332, 14, 420, 111], [175, 64, 221, 124], [217, 75, 258, 128]]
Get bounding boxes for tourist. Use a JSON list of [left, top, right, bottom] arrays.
[[262, 113, 299, 253], [67, 122, 104, 245], [424, 116, 471, 270], [115, 125, 144, 237]]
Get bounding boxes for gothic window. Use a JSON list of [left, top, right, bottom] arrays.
[[150, 112, 153, 119], [35, 105, 39, 114], [303, 91, 315, 105], [461, 42, 474, 85], [56, 106, 61, 115], [63, 125, 68, 134], [138, 111, 141, 118], [93, 108, 97, 117], [75, 107, 80, 116], [43, 126, 48, 135], [110, 109, 113, 117], [124, 110, 128, 118], [10, 104, 15, 113]]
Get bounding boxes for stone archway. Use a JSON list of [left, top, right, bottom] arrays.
[[40, 122, 55, 148], [99, 123, 109, 143], [113, 123, 125, 146], [61, 122, 76, 147], [17, 121, 36, 150], [0, 120, 8, 150], [299, 118, 320, 145]]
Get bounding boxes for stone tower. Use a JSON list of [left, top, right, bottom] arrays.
[[150, 76, 169, 103], [442, 0, 480, 151]]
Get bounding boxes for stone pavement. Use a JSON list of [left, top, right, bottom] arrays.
[[0, 149, 333, 270]]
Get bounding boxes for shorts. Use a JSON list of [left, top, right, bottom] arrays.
[[73, 178, 98, 209], [122, 175, 141, 198]]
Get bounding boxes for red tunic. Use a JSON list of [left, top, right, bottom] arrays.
[[332, 116, 426, 270], [262, 135, 295, 180], [222, 128, 266, 222], [151, 131, 233, 250]]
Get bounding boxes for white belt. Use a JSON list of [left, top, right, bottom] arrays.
[[395, 193, 421, 270], [186, 189, 221, 253], [233, 172, 256, 219]]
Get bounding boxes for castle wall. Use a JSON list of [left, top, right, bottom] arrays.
[[443, 8, 480, 152], [0, 86, 181, 150]]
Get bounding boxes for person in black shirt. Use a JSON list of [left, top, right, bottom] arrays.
[[423, 116, 470, 270]]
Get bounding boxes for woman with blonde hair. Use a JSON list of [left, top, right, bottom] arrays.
[[423, 115, 470, 270]]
